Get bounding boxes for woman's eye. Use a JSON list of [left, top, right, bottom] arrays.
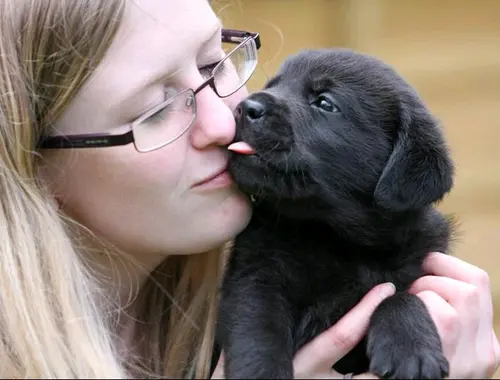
[[311, 94, 340, 113], [199, 61, 221, 79]]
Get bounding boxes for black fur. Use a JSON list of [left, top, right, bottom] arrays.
[[216, 48, 456, 379]]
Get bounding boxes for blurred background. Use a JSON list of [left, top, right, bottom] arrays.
[[216, 0, 500, 376]]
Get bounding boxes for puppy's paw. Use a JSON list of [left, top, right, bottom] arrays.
[[366, 292, 451, 379], [368, 342, 449, 379]]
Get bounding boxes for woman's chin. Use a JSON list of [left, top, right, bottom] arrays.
[[194, 190, 253, 252]]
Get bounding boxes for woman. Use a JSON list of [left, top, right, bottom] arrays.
[[0, 0, 498, 378]]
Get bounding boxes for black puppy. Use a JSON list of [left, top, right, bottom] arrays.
[[216, 48, 456, 379]]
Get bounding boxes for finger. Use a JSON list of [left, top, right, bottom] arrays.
[[494, 331, 500, 366], [423, 252, 491, 291], [409, 272, 491, 347], [352, 373, 380, 379], [408, 275, 479, 307], [482, 331, 500, 378], [295, 370, 343, 379], [423, 253, 493, 321], [409, 275, 483, 335], [293, 282, 396, 374], [210, 352, 225, 379], [492, 332, 500, 377], [415, 290, 460, 357], [423, 253, 493, 342]]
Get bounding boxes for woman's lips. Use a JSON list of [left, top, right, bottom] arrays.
[[193, 168, 232, 189], [193, 141, 255, 189]]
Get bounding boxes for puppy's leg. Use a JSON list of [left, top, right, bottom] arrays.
[[217, 281, 295, 379], [366, 292, 449, 379]]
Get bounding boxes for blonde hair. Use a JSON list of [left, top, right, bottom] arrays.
[[0, 0, 224, 378]]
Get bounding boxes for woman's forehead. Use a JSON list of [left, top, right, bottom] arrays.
[[96, 0, 221, 104], [56, 0, 221, 134]]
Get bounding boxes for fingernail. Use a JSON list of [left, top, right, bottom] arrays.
[[378, 282, 396, 299]]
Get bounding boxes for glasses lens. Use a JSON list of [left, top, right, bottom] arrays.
[[132, 89, 196, 152], [213, 37, 258, 98]]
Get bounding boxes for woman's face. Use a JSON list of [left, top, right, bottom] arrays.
[[41, 0, 253, 258]]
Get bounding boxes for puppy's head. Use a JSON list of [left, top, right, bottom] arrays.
[[228, 48, 454, 218]]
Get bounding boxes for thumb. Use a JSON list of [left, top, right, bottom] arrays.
[[293, 282, 396, 375]]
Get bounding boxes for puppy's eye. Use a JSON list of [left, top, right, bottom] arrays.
[[311, 94, 340, 113]]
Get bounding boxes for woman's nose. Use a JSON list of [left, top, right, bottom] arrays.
[[189, 88, 236, 149]]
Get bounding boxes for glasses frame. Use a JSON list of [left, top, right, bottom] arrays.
[[38, 29, 261, 152]]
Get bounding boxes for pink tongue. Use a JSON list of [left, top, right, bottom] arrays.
[[227, 141, 255, 155]]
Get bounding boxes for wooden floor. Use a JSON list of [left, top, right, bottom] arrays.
[[218, 0, 500, 376]]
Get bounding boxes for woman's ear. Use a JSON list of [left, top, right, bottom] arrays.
[[35, 157, 63, 212]]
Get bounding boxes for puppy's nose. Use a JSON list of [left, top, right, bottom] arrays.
[[236, 99, 266, 122]]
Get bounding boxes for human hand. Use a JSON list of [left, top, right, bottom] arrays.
[[211, 282, 396, 379], [408, 252, 500, 379]]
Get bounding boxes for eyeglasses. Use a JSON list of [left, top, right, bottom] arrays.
[[38, 29, 261, 153]]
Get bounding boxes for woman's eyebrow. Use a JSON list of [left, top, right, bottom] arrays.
[[203, 19, 223, 47], [109, 20, 223, 115]]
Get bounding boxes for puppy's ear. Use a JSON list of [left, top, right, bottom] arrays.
[[374, 100, 454, 212]]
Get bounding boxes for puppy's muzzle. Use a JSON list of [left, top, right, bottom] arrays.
[[233, 92, 294, 154], [235, 98, 266, 124]]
